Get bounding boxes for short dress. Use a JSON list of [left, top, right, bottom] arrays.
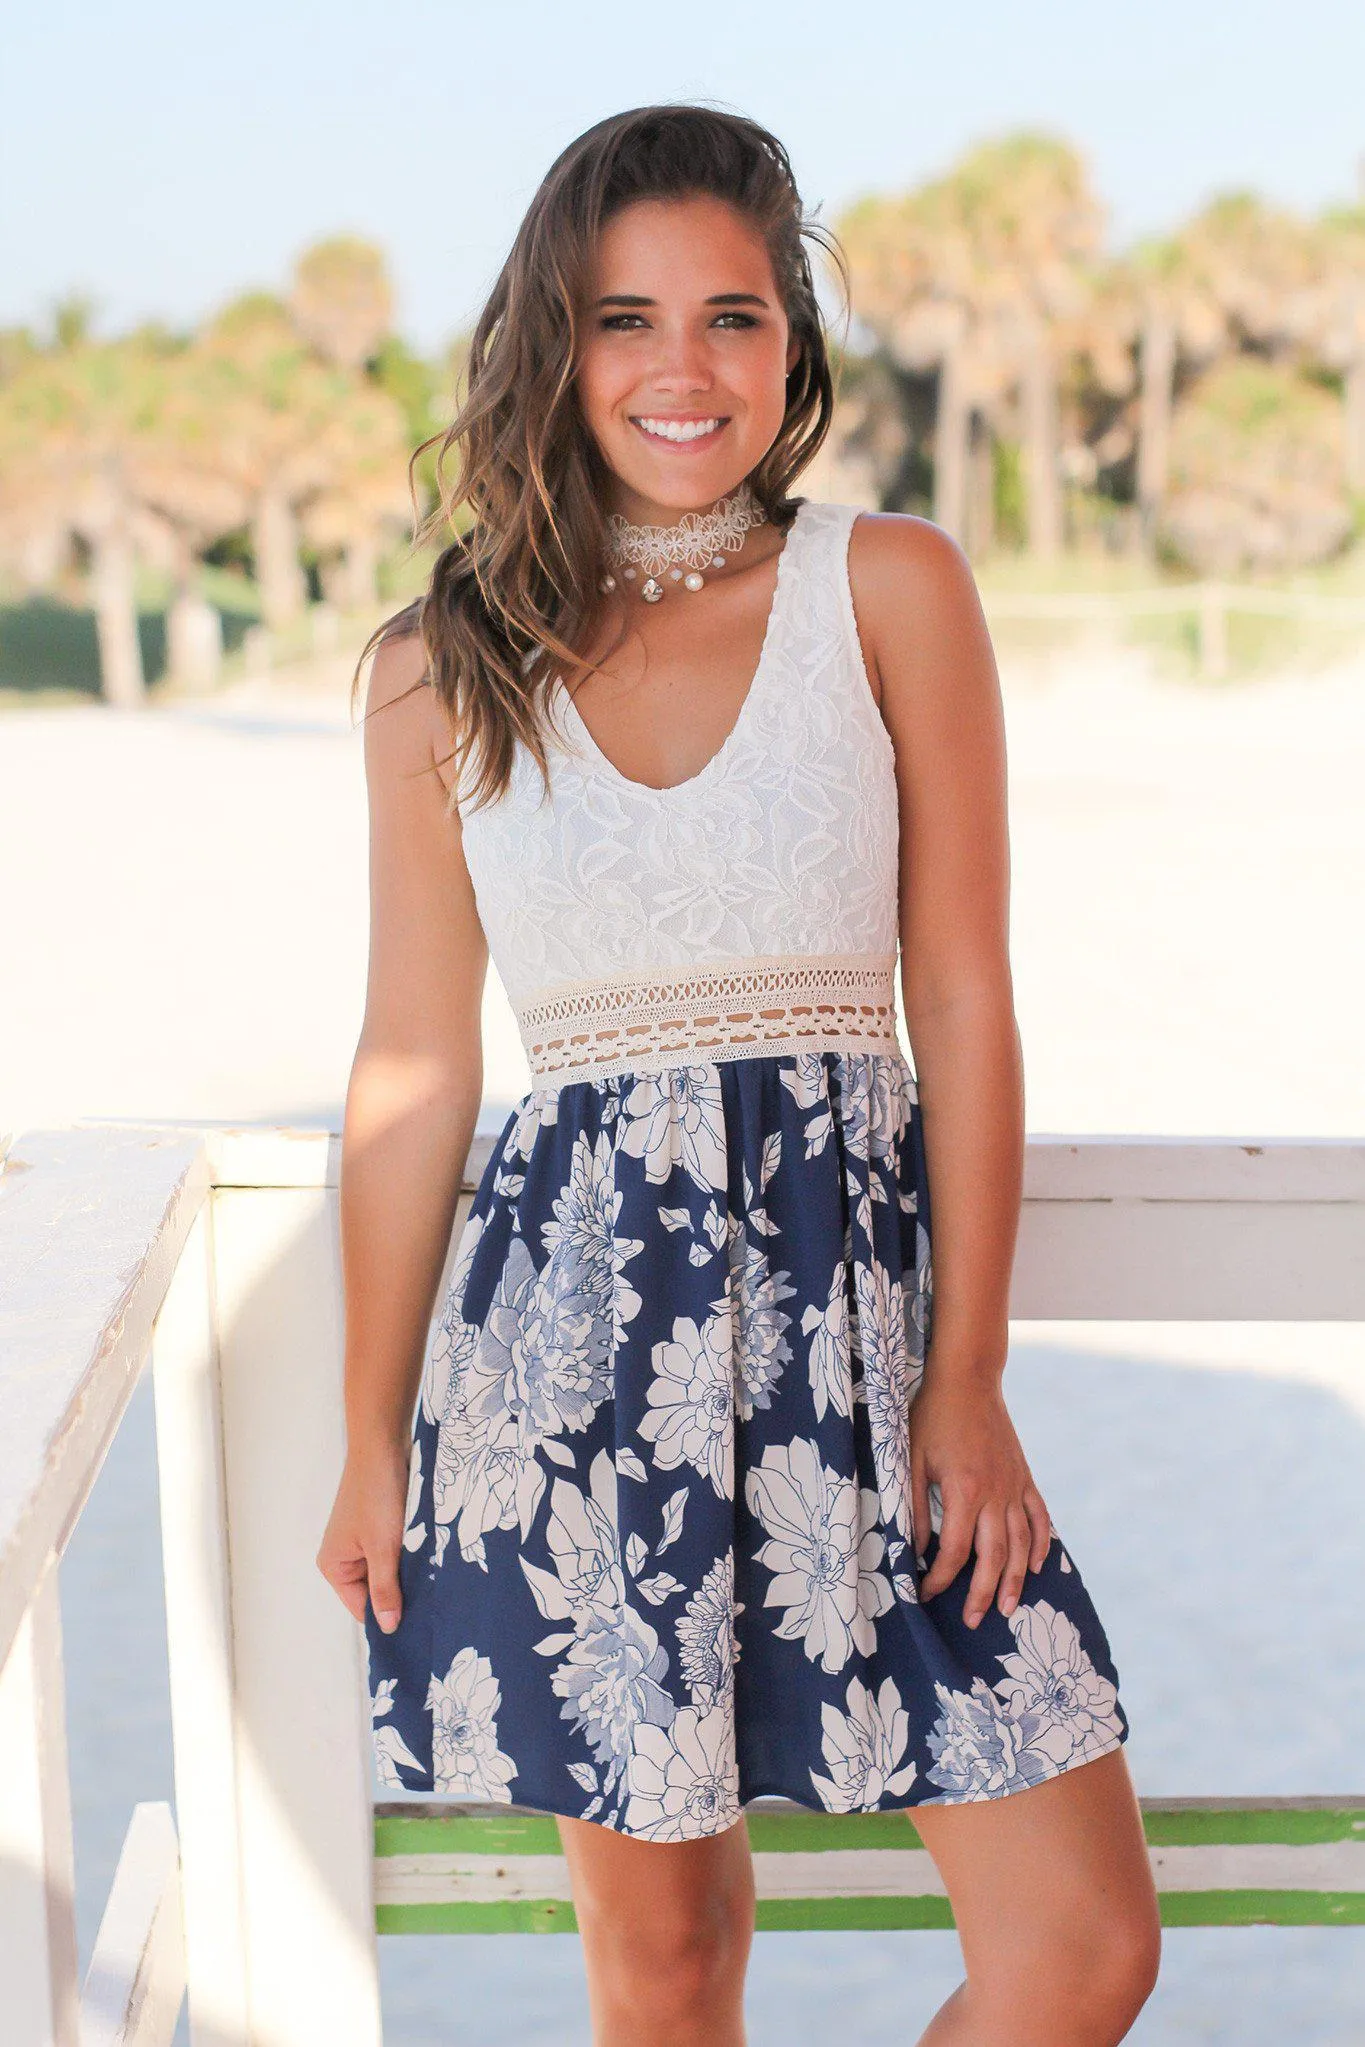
[[364, 496, 1129, 1839]]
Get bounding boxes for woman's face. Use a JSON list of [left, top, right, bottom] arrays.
[[574, 193, 801, 524]]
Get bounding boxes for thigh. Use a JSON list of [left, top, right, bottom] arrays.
[[910, 1747, 1159, 1974]]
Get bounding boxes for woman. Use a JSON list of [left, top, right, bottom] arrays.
[[317, 104, 1161, 2046]]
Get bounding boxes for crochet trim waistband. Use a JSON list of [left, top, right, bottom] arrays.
[[515, 949, 903, 1087]]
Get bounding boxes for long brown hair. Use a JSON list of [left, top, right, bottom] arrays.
[[355, 103, 850, 814]]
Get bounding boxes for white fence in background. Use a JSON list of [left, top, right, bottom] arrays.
[[1, 1121, 1363, 2045], [983, 584, 1365, 678]]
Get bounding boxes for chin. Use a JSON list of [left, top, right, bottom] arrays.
[[611, 460, 755, 510]]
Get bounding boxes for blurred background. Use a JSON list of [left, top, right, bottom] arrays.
[[3, 4, 1364, 2042]]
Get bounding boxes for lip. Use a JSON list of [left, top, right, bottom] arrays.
[[629, 414, 730, 450]]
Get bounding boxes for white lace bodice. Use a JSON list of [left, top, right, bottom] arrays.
[[455, 498, 905, 1085]]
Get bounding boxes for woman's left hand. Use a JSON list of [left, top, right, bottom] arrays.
[[909, 1368, 1053, 1626]]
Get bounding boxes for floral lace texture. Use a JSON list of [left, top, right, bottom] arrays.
[[455, 500, 902, 1074]]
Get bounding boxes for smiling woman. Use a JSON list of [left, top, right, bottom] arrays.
[[321, 104, 1161, 2047]]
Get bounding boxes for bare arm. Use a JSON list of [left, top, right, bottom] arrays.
[[850, 513, 1051, 1625], [317, 628, 488, 1630]]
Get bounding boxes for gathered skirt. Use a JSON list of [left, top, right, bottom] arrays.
[[364, 1048, 1129, 1838]]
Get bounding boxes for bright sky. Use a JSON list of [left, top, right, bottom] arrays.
[[4, 0, 1363, 355]]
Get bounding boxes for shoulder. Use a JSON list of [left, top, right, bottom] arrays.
[[839, 509, 998, 753], [843, 509, 993, 702], [360, 618, 453, 783], [845, 509, 979, 627]]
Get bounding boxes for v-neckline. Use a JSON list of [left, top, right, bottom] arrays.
[[555, 497, 807, 800]]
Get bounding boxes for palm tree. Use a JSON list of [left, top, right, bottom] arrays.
[[1127, 196, 1336, 555], [1162, 355, 1351, 573], [298, 382, 412, 611], [0, 338, 173, 704], [1318, 202, 1365, 498], [839, 134, 1106, 559], [289, 236, 393, 372], [195, 294, 354, 627]]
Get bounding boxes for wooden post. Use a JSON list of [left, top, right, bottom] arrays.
[[1198, 582, 1229, 680], [150, 1203, 250, 2047], [210, 1174, 383, 2047], [0, 1563, 80, 2046]]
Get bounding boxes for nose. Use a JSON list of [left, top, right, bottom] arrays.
[[647, 324, 714, 395]]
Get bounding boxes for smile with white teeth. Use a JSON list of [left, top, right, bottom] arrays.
[[632, 416, 726, 443]]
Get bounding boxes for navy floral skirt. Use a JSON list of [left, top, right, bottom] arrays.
[[365, 1049, 1129, 1838]]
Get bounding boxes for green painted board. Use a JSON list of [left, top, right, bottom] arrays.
[[374, 1797, 1365, 1856], [375, 1892, 1365, 1936]]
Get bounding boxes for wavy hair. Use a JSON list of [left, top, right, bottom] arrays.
[[354, 103, 851, 813]]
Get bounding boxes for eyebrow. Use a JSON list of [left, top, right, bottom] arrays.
[[592, 292, 771, 309]]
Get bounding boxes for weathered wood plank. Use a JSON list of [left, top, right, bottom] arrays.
[[80, 1803, 185, 2047], [375, 1840, 1365, 1909], [1021, 1136, 1365, 1203], [176, 1125, 1365, 1210], [1012, 1197, 1365, 1317], [0, 1126, 209, 1667]]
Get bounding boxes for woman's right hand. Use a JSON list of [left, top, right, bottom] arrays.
[[316, 1439, 411, 1633]]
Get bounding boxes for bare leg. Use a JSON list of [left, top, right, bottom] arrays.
[[910, 1748, 1161, 2046], [557, 1811, 756, 2046]]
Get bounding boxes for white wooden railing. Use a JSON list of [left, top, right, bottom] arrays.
[[982, 584, 1365, 678], [1, 1122, 1363, 2046]]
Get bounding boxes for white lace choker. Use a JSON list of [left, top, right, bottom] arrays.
[[600, 482, 767, 603]]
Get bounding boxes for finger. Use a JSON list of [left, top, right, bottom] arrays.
[[336, 1578, 371, 1626], [1023, 1485, 1053, 1573], [317, 1548, 370, 1625], [910, 1451, 932, 1571], [367, 1548, 403, 1634], [997, 1502, 1032, 1618], [918, 1489, 977, 1604], [962, 1505, 1007, 1629]]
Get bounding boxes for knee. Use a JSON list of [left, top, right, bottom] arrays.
[[1064, 1899, 1163, 2042], [980, 1896, 1161, 2044], [590, 1901, 749, 2033], [1110, 1901, 1163, 2024]]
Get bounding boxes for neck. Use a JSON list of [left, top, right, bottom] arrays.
[[605, 481, 750, 528]]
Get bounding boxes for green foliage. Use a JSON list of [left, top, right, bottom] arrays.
[[992, 440, 1026, 548], [0, 326, 41, 386], [50, 293, 97, 351]]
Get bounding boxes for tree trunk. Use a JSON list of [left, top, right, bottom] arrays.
[[19, 520, 68, 592], [167, 588, 224, 694], [1019, 322, 1062, 561], [966, 414, 996, 559], [339, 530, 380, 612], [1137, 308, 1177, 558], [933, 343, 970, 540], [90, 519, 145, 708], [1345, 349, 1365, 497], [252, 486, 307, 628]]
